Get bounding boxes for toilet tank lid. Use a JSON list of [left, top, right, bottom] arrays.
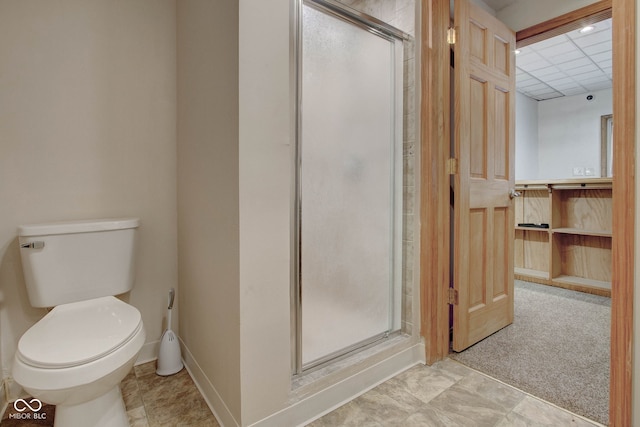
[[18, 218, 140, 237]]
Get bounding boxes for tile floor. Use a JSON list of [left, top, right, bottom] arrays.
[[309, 359, 603, 427], [122, 362, 219, 427], [2, 358, 602, 427], [1, 361, 219, 427]]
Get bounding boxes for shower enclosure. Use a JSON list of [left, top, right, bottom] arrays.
[[293, 0, 410, 373]]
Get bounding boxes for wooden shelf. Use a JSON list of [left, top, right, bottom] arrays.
[[515, 226, 550, 232], [552, 275, 611, 297], [514, 178, 612, 295], [515, 267, 548, 280], [552, 228, 612, 237]]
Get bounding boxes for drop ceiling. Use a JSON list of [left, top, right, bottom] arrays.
[[477, 0, 613, 101], [515, 18, 612, 101]]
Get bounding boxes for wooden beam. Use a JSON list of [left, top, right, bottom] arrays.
[[516, 0, 612, 48], [609, 0, 635, 424], [420, 0, 451, 364]]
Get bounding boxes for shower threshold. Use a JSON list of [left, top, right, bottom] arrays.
[[292, 332, 410, 390]]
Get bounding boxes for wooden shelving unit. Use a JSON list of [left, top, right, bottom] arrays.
[[514, 178, 612, 296]]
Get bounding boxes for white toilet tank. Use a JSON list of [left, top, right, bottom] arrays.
[[18, 218, 140, 308]]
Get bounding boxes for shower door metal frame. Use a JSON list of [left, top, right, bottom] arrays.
[[291, 0, 410, 376]]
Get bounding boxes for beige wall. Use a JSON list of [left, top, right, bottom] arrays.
[[0, 0, 177, 387], [176, 0, 241, 424], [496, 0, 600, 31], [238, 0, 293, 423]]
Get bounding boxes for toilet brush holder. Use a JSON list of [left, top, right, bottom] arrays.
[[156, 288, 184, 376]]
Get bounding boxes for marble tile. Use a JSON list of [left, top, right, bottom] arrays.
[[402, 404, 485, 427], [135, 368, 219, 427], [401, 320, 413, 335], [127, 406, 149, 427], [306, 401, 384, 427], [403, 112, 416, 142], [507, 396, 600, 427], [455, 372, 526, 412], [433, 358, 476, 381], [404, 37, 416, 61], [350, 386, 422, 425], [122, 370, 144, 411], [136, 368, 194, 402], [1, 358, 603, 427], [403, 81, 416, 115], [402, 241, 414, 285], [394, 3, 416, 36], [402, 292, 413, 322], [403, 185, 415, 213], [384, 364, 459, 404], [127, 363, 219, 426], [342, 0, 396, 23], [403, 153, 415, 186], [404, 57, 415, 89], [134, 361, 158, 378], [396, 0, 414, 13], [403, 213, 414, 242], [145, 390, 219, 427], [428, 381, 517, 426]]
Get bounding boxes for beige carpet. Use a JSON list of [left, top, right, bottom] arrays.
[[450, 280, 610, 425]]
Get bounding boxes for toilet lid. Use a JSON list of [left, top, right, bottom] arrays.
[[17, 296, 142, 368]]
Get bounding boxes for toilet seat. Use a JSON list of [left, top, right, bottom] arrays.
[[17, 296, 142, 369]]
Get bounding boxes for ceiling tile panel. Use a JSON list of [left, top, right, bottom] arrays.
[[581, 40, 612, 56], [529, 66, 563, 78], [585, 81, 613, 91], [548, 50, 585, 64], [569, 29, 611, 47], [562, 87, 587, 96], [589, 51, 611, 61], [544, 76, 574, 85], [516, 18, 612, 100]]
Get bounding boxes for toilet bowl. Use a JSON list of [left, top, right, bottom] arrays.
[[13, 218, 144, 427], [13, 296, 145, 427]]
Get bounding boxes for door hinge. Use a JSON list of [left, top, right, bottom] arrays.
[[447, 28, 456, 45], [447, 158, 458, 175], [448, 288, 458, 305]]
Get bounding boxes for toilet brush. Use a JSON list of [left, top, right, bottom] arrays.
[[156, 288, 184, 376]]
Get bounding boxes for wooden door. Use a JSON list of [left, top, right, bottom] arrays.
[[452, 0, 516, 351]]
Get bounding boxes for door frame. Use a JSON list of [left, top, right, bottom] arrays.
[[419, 0, 635, 425]]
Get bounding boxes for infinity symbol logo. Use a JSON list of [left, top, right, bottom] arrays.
[[13, 398, 42, 412]]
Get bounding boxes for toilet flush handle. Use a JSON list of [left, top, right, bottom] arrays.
[[20, 241, 45, 249]]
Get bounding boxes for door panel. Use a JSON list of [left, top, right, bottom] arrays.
[[453, 0, 516, 352]]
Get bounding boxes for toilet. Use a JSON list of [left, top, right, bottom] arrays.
[[12, 218, 145, 427]]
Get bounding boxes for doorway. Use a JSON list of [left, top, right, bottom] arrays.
[[451, 9, 613, 423], [420, 0, 635, 425]]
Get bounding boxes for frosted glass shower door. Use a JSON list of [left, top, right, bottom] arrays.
[[299, 2, 402, 368]]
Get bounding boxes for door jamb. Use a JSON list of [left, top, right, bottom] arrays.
[[419, 0, 635, 425]]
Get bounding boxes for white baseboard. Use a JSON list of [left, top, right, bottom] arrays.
[[182, 338, 424, 427], [250, 342, 425, 427], [135, 340, 160, 365], [180, 338, 239, 427]]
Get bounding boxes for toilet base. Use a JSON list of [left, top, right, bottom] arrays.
[[54, 386, 128, 427]]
